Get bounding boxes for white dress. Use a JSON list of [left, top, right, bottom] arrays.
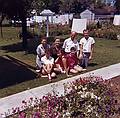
[[36, 44, 50, 68]]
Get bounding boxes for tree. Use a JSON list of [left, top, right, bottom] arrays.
[[115, 0, 120, 14], [31, 0, 45, 13], [0, 0, 7, 38], [0, 0, 33, 50], [60, 0, 74, 13], [0, 13, 5, 38], [47, 0, 62, 13]]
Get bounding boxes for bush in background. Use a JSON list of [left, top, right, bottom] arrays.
[[88, 23, 120, 40]]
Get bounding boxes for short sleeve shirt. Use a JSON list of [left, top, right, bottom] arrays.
[[79, 37, 95, 53], [41, 56, 54, 65], [36, 44, 50, 60], [62, 38, 80, 53]]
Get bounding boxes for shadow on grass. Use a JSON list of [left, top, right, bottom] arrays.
[[0, 38, 40, 54], [0, 55, 37, 89], [0, 42, 23, 52], [89, 63, 98, 67], [116, 45, 120, 48]]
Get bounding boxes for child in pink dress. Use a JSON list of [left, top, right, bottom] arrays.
[[67, 47, 84, 74], [54, 49, 69, 76]]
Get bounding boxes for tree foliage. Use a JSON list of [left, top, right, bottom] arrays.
[[0, 0, 33, 49], [114, 0, 120, 14]]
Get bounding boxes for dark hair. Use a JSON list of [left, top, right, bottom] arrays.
[[41, 37, 47, 42], [60, 49, 65, 54], [54, 37, 61, 42], [83, 29, 89, 33]]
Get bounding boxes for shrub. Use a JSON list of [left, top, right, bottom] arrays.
[[39, 24, 70, 37], [89, 25, 120, 40], [5, 76, 120, 118]]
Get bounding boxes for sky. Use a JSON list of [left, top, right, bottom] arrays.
[[105, 0, 116, 3]]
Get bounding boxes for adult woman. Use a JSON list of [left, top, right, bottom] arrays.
[[50, 38, 62, 60], [50, 38, 69, 76], [36, 37, 50, 72]]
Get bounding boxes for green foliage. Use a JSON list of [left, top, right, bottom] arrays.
[[115, 0, 120, 13], [49, 24, 70, 36], [89, 25, 120, 40], [39, 24, 70, 38]]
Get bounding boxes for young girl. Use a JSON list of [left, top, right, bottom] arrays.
[[54, 49, 70, 77], [67, 47, 85, 74], [41, 49, 56, 82]]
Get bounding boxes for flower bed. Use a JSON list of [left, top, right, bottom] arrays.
[[7, 76, 120, 118]]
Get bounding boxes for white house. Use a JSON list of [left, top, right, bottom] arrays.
[[80, 9, 95, 23]]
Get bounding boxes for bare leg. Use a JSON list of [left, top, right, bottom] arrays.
[[54, 64, 62, 73], [69, 68, 78, 74], [62, 57, 70, 76], [74, 65, 83, 72], [42, 64, 53, 81]]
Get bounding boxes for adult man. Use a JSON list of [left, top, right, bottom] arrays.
[[79, 29, 95, 69], [62, 31, 80, 57]]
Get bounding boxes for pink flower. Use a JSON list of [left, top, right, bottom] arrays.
[[33, 112, 41, 118], [18, 112, 26, 118]]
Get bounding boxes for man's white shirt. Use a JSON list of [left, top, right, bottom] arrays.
[[79, 37, 95, 53], [62, 38, 80, 53]]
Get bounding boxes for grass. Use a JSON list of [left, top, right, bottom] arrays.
[[0, 27, 120, 98]]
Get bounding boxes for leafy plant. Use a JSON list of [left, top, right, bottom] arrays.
[[5, 76, 120, 118]]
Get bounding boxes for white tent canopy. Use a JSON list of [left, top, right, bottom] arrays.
[[40, 9, 54, 16]]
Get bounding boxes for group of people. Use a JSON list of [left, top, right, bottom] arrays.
[[36, 29, 95, 81]]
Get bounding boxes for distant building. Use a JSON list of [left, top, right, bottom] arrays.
[[91, 5, 116, 20], [80, 9, 95, 23], [80, 8, 115, 23]]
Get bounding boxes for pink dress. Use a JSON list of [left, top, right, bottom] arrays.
[[66, 53, 78, 69], [55, 55, 66, 70]]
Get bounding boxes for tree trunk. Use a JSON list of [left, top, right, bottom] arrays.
[[0, 14, 4, 38], [0, 24, 3, 38], [21, 17, 28, 51]]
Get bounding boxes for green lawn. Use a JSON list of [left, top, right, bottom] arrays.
[[0, 27, 120, 98]]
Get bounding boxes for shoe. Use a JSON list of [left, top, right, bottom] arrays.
[[36, 69, 40, 73], [82, 68, 87, 71], [41, 75, 48, 78]]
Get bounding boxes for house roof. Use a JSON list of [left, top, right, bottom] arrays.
[[92, 6, 116, 15]]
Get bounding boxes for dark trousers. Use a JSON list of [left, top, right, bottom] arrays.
[[80, 52, 90, 68]]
